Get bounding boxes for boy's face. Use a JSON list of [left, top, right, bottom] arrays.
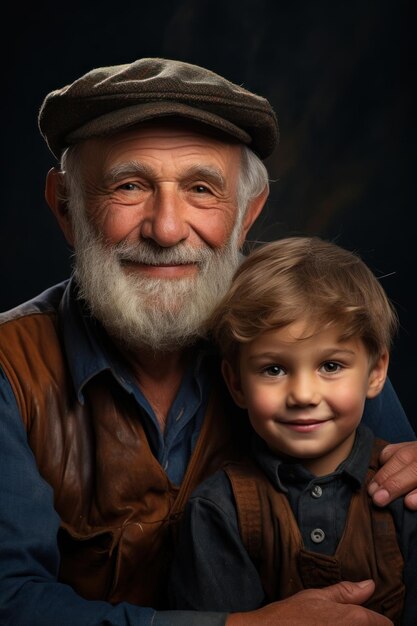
[[222, 320, 388, 476]]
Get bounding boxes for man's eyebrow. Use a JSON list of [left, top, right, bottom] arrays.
[[104, 161, 154, 184], [182, 165, 226, 188], [103, 162, 227, 188]]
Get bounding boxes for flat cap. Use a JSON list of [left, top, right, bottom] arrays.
[[38, 57, 279, 160]]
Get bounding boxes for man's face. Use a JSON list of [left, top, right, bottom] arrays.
[[78, 123, 243, 275], [66, 123, 252, 351]]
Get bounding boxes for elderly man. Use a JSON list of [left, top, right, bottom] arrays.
[[0, 58, 415, 626]]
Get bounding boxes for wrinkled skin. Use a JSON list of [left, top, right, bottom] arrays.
[[369, 442, 417, 510], [227, 580, 393, 625]]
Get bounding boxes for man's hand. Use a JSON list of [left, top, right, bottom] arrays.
[[368, 441, 417, 510], [226, 580, 392, 625]]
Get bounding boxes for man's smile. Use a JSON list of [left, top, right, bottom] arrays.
[[120, 259, 199, 278]]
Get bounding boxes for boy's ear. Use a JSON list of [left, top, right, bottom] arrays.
[[366, 351, 389, 399], [45, 167, 75, 247], [221, 359, 248, 408]]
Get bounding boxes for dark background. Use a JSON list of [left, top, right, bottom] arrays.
[[2, 0, 415, 432]]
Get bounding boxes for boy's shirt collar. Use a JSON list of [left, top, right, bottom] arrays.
[[252, 423, 374, 493]]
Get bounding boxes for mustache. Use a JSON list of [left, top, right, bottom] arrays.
[[113, 239, 215, 267]]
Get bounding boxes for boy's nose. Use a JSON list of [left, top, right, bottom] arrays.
[[286, 372, 321, 407]]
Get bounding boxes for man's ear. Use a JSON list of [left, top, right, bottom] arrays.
[[45, 167, 75, 246], [221, 358, 248, 408], [237, 186, 269, 248], [366, 351, 390, 399]]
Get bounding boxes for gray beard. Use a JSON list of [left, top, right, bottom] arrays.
[[71, 208, 242, 352]]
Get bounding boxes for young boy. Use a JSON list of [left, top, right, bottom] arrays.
[[169, 237, 417, 625]]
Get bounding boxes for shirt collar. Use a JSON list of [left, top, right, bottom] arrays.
[[59, 277, 136, 403], [59, 276, 217, 405], [252, 423, 374, 492]]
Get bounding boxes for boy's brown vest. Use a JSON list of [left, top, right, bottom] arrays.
[[0, 284, 249, 607], [225, 441, 405, 624]]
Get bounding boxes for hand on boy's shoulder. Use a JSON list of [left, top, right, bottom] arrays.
[[369, 441, 417, 510]]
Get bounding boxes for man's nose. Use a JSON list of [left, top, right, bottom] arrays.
[[140, 186, 190, 247], [286, 372, 321, 407]]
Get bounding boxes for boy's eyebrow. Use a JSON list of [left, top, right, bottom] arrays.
[[320, 348, 357, 358], [247, 351, 282, 360], [246, 351, 288, 362], [247, 347, 357, 360]]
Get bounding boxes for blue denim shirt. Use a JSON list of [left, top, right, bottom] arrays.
[[0, 280, 226, 626], [61, 279, 212, 486], [0, 280, 415, 626]]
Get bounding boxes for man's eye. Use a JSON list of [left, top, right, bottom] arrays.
[[117, 182, 138, 191], [193, 184, 210, 193], [321, 361, 342, 374]]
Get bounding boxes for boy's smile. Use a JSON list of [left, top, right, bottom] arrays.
[[223, 319, 388, 476]]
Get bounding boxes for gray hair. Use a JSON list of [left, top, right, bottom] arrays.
[[236, 145, 269, 220]]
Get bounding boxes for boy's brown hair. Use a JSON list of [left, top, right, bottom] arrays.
[[209, 236, 398, 366]]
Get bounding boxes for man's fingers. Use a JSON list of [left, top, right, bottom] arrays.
[[227, 581, 393, 626], [404, 488, 417, 510], [368, 442, 417, 507], [302, 579, 375, 605], [379, 441, 415, 464]]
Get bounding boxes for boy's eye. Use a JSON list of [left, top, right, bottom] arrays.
[[262, 365, 285, 377], [321, 361, 342, 374]]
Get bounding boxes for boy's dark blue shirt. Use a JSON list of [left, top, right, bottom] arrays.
[[170, 425, 417, 625]]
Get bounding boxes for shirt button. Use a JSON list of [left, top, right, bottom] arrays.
[[311, 485, 323, 498], [311, 528, 326, 543]]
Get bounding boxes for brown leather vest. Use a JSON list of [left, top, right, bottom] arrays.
[[0, 286, 248, 608], [226, 440, 405, 624]]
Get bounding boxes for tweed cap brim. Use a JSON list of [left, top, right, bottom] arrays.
[[68, 101, 252, 147], [38, 58, 279, 160]]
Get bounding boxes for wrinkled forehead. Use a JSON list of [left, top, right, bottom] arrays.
[[75, 118, 244, 180]]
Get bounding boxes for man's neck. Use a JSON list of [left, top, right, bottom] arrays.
[[122, 344, 192, 432]]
